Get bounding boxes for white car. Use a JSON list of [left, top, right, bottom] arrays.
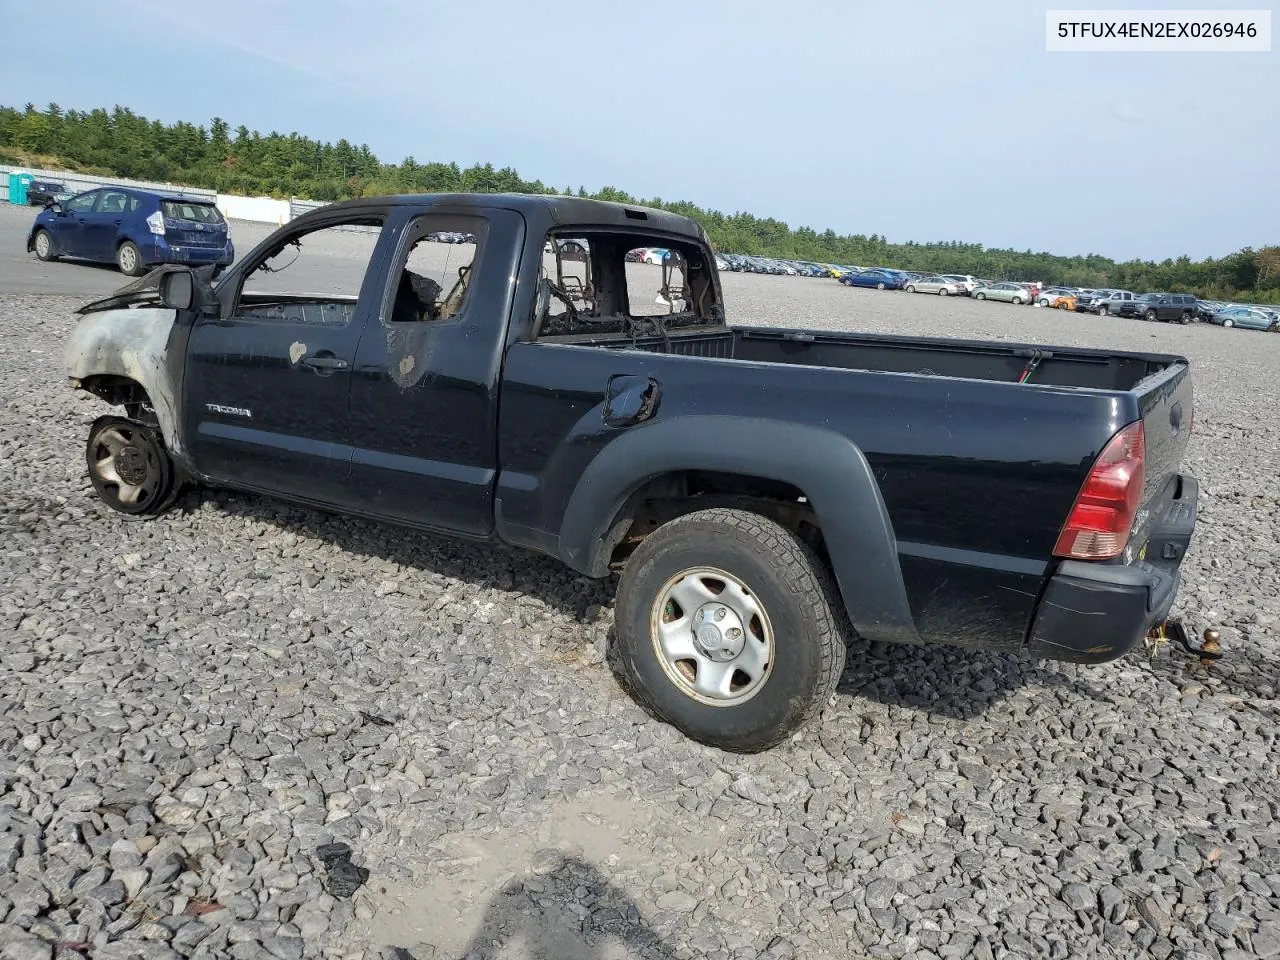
[[640, 248, 667, 265]]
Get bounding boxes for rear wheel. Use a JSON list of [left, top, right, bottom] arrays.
[[1013, 296, 1025, 304], [876, 282, 886, 290], [85, 416, 176, 516], [614, 508, 847, 753], [116, 241, 145, 277], [33, 228, 56, 261], [938, 287, 948, 296]]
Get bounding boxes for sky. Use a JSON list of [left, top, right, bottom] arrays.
[[1, 0, 1275, 262]]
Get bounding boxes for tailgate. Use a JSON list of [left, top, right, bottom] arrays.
[[1130, 360, 1193, 548]]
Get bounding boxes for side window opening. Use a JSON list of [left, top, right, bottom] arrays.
[[533, 230, 723, 341], [384, 213, 488, 325], [233, 217, 386, 326]]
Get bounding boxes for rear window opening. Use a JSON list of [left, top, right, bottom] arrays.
[[162, 200, 224, 224]]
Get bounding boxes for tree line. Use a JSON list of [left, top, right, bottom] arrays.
[[2, 102, 1276, 304]]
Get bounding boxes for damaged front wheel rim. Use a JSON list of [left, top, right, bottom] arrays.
[[86, 417, 174, 516]]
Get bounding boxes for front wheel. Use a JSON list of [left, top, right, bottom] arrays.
[[33, 228, 57, 261], [1144, 309, 1158, 322], [1222, 318, 1234, 328], [906, 285, 916, 293], [1179, 311, 1193, 325], [976, 292, 986, 300], [85, 416, 177, 516], [614, 508, 847, 753], [1098, 306, 1109, 316], [116, 241, 146, 277]]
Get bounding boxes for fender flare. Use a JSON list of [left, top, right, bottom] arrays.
[[558, 415, 920, 646]]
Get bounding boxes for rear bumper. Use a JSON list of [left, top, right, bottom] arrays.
[[145, 238, 234, 267], [1027, 473, 1198, 664]]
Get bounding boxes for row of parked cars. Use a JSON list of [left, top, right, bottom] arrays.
[[705, 252, 1280, 333], [1032, 286, 1279, 331]]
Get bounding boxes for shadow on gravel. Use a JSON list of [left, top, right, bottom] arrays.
[[188, 489, 615, 621], [835, 641, 1109, 720], [390, 854, 674, 960]]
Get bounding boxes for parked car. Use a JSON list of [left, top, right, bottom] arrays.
[[973, 282, 1030, 304], [1210, 305, 1280, 331], [905, 276, 966, 296], [939, 274, 978, 295], [28, 187, 234, 276], [1050, 294, 1078, 311], [839, 268, 905, 290], [1094, 291, 1142, 317], [1036, 287, 1076, 307], [1136, 293, 1199, 324], [1196, 299, 1225, 322], [27, 179, 70, 207], [63, 192, 1199, 753]]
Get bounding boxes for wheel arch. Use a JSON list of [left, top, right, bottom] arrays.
[[558, 416, 920, 646]]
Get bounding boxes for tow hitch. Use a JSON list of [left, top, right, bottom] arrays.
[[1145, 617, 1222, 667]]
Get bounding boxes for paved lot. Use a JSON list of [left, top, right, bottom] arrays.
[[2, 202, 1280, 960]]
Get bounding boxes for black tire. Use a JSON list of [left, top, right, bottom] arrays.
[[938, 287, 948, 296], [1222, 318, 1234, 328], [1269, 322, 1279, 333], [614, 508, 847, 753], [85, 415, 176, 516], [906, 284, 916, 293], [1144, 309, 1158, 322], [33, 228, 57, 262], [116, 240, 146, 277], [1179, 311, 1193, 325], [876, 282, 886, 290], [975, 292, 986, 300], [1098, 306, 1109, 317]]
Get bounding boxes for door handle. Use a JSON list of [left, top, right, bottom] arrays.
[[300, 354, 349, 374], [604, 375, 660, 427]]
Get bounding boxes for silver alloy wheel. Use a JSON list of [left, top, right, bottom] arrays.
[[35, 231, 51, 258], [650, 566, 774, 706], [118, 244, 138, 274]]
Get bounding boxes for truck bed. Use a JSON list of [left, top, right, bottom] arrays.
[[538, 324, 1175, 391], [509, 321, 1192, 654]]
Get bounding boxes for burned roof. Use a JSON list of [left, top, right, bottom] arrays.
[[292, 192, 709, 243]]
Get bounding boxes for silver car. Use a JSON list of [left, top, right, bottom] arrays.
[[906, 276, 966, 296]]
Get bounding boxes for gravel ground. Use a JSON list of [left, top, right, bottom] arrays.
[[2, 221, 1280, 960]]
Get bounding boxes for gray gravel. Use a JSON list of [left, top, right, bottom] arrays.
[[2, 216, 1280, 960]]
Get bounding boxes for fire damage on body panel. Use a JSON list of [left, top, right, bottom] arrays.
[[533, 230, 726, 348]]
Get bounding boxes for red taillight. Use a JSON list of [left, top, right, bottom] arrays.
[[1053, 420, 1145, 560]]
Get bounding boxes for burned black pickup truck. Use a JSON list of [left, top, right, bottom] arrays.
[[64, 193, 1200, 752]]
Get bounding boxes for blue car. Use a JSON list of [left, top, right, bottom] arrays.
[[839, 268, 905, 290], [27, 186, 234, 276]]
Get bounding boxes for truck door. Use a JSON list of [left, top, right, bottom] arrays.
[[344, 206, 525, 537], [183, 210, 396, 506]]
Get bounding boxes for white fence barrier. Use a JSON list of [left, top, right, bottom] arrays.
[[216, 193, 291, 226]]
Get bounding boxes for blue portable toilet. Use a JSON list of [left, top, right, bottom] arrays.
[[9, 172, 34, 205]]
